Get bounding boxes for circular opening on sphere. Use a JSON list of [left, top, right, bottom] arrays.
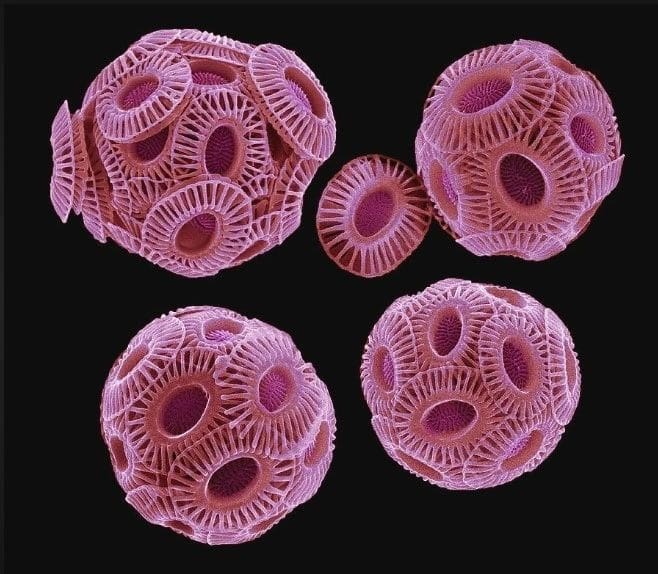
[[564, 339, 578, 392], [117, 74, 159, 110], [502, 337, 534, 391], [372, 347, 395, 392], [422, 400, 477, 439], [131, 126, 169, 162], [550, 54, 578, 75], [570, 114, 604, 154], [118, 343, 149, 379], [499, 154, 546, 206], [354, 187, 395, 238], [110, 436, 128, 471], [190, 59, 236, 85], [485, 286, 527, 307], [207, 457, 260, 501], [258, 365, 293, 413], [395, 450, 442, 482], [428, 161, 458, 220], [165, 520, 194, 536], [304, 421, 331, 466], [159, 385, 209, 436], [232, 239, 269, 264], [204, 125, 238, 176], [175, 214, 218, 257], [203, 317, 244, 342], [284, 67, 327, 119], [457, 77, 512, 113], [431, 307, 463, 356], [501, 429, 543, 471]]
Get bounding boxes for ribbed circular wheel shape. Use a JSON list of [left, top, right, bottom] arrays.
[[246, 43, 336, 161], [316, 155, 432, 277], [361, 278, 580, 490], [96, 50, 192, 143], [416, 40, 624, 261], [49, 29, 334, 277], [49, 102, 87, 222], [101, 306, 336, 545]]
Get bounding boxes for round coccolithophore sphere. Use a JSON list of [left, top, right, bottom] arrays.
[[49, 29, 336, 277], [101, 306, 335, 544], [316, 155, 432, 278], [416, 40, 623, 261], [361, 278, 580, 490]]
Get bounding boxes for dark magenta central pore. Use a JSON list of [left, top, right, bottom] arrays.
[[175, 215, 217, 255], [570, 116, 600, 153], [458, 78, 512, 113], [502, 340, 530, 390], [354, 188, 395, 237], [160, 385, 208, 435], [208, 457, 259, 499], [119, 78, 158, 109], [499, 154, 545, 206], [192, 71, 229, 86], [424, 400, 476, 436], [205, 126, 236, 175], [134, 127, 169, 162], [259, 367, 291, 412], [432, 310, 462, 355]]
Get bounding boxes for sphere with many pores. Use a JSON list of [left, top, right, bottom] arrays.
[[49, 29, 336, 277], [416, 39, 624, 260], [101, 306, 335, 544], [361, 278, 580, 489]]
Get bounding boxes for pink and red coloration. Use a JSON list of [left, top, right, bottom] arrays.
[[101, 306, 335, 544], [50, 29, 336, 277], [416, 40, 623, 261], [316, 155, 432, 277], [361, 278, 580, 489]]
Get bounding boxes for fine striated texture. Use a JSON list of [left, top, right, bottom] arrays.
[[246, 43, 336, 161], [416, 40, 624, 261], [50, 28, 336, 277], [101, 306, 335, 544], [316, 155, 432, 277], [361, 278, 579, 490], [49, 102, 88, 222]]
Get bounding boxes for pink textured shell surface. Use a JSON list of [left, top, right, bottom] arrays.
[[246, 43, 336, 161], [416, 40, 623, 261], [361, 278, 580, 490], [316, 155, 432, 277], [101, 306, 335, 544], [49, 29, 335, 277]]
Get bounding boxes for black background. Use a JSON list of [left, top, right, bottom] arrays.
[[4, 2, 652, 568]]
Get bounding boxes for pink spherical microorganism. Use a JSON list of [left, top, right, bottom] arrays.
[[361, 278, 580, 490], [101, 306, 335, 544], [316, 155, 432, 277], [50, 29, 336, 277], [416, 40, 623, 261]]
